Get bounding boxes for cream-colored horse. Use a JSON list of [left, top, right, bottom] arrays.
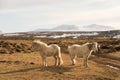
[[68, 42, 99, 67], [31, 40, 63, 67]]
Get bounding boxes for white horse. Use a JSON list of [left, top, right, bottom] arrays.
[[31, 40, 63, 67], [68, 42, 99, 67]]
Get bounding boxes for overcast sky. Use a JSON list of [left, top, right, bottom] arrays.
[[0, 0, 120, 33]]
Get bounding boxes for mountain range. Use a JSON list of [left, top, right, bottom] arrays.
[[34, 24, 115, 32], [52, 25, 79, 30], [83, 24, 114, 31]]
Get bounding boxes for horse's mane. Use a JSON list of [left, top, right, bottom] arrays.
[[81, 42, 97, 50], [33, 40, 48, 51]]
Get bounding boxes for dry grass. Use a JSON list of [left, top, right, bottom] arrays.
[[0, 38, 120, 80]]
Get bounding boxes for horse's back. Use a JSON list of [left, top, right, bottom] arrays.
[[48, 44, 60, 53], [68, 43, 91, 56], [68, 44, 81, 49], [50, 44, 60, 49]]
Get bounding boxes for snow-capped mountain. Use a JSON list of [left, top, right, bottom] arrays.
[[52, 25, 79, 31], [83, 24, 114, 31], [34, 24, 79, 32], [33, 24, 115, 32]]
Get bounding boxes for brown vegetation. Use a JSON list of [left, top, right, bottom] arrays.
[[0, 38, 120, 54], [0, 38, 120, 80]]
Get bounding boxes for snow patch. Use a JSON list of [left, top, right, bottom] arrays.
[[113, 35, 120, 38], [34, 32, 99, 38], [3, 33, 24, 36], [106, 65, 119, 70], [52, 32, 98, 38], [34, 36, 47, 38]]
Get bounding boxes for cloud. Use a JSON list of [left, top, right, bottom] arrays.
[[1, 0, 120, 12], [0, 0, 120, 32]]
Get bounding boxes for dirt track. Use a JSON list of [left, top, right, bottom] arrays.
[[0, 38, 120, 80]]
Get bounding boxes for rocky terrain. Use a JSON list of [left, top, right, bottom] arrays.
[[1, 30, 120, 39]]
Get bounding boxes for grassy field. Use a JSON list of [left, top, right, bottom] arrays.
[[0, 38, 120, 80]]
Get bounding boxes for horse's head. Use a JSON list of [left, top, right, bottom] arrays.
[[87, 42, 100, 54], [31, 42, 39, 51], [91, 42, 100, 54], [31, 40, 47, 52]]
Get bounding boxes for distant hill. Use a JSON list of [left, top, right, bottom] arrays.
[[34, 24, 115, 32], [83, 24, 114, 31], [34, 24, 79, 32], [52, 25, 79, 31]]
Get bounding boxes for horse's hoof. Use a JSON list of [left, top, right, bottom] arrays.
[[72, 64, 75, 65]]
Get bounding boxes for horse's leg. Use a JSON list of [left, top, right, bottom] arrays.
[[58, 56, 63, 66], [53, 55, 58, 66], [83, 56, 88, 67], [70, 53, 76, 65], [42, 56, 47, 67], [83, 51, 92, 67], [57, 52, 63, 66], [83, 58, 88, 67], [88, 50, 92, 58]]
